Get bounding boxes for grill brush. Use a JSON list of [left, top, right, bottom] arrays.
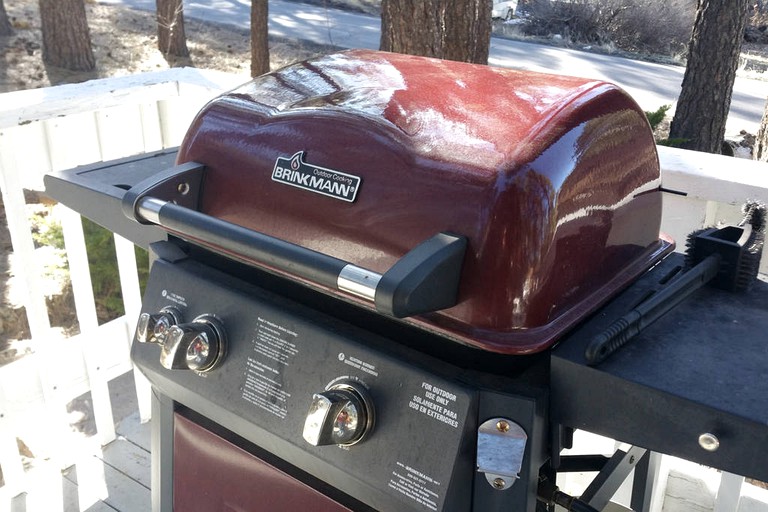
[[585, 200, 766, 365]]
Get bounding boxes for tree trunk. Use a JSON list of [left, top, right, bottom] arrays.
[[0, 0, 12, 36], [668, 0, 750, 154], [156, 0, 189, 57], [755, 98, 768, 162], [38, 0, 95, 71], [380, 0, 492, 64], [250, 0, 269, 77]]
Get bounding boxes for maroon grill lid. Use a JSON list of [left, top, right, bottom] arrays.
[[176, 50, 672, 354]]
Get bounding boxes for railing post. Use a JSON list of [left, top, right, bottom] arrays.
[[714, 472, 744, 512]]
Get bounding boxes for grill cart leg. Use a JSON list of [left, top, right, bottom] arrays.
[[151, 390, 174, 512], [580, 446, 648, 509], [630, 452, 662, 512], [542, 446, 661, 511]]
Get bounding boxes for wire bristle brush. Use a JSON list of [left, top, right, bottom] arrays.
[[736, 200, 766, 290], [585, 200, 766, 365], [685, 199, 766, 291]]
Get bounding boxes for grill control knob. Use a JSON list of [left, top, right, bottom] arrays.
[[303, 381, 374, 447], [136, 307, 182, 344], [160, 315, 226, 372]]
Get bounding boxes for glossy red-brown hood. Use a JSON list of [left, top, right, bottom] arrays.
[[176, 49, 670, 354]]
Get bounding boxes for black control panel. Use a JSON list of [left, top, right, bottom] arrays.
[[132, 253, 545, 512]]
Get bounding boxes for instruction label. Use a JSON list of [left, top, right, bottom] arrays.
[[408, 381, 460, 429], [241, 317, 299, 419], [338, 352, 379, 377], [388, 461, 441, 511], [160, 289, 187, 307]]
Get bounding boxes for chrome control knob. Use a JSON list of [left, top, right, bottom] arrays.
[[136, 307, 182, 344], [303, 381, 374, 447], [159, 315, 226, 372]]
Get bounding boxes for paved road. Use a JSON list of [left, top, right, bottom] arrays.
[[101, 0, 767, 135]]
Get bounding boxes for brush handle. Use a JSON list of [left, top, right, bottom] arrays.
[[585, 254, 720, 365]]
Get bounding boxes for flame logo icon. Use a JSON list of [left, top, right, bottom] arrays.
[[290, 152, 302, 170]]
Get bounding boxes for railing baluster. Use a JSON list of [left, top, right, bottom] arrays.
[[0, 402, 25, 494], [0, 127, 52, 338], [114, 233, 153, 422], [714, 472, 745, 512], [59, 206, 116, 445]]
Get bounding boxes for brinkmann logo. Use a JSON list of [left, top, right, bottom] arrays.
[[272, 151, 361, 202]]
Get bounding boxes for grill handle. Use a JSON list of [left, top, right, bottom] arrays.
[[132, 196, 466, 318]]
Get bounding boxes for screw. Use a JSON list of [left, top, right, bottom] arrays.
[[629, 455, 636, 464], [493, 478, 506, 489], [496, 420, 510, 433], [698, 433, 720, 452]]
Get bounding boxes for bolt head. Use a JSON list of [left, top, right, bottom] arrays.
[[698, 433, 720, 452], [492, 477, 506, 489], [496, 420, 510, 433]]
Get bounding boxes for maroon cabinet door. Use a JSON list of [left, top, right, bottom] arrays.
[[173, 414, 353, 512]]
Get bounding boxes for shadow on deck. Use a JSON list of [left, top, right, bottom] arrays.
[[7, 372, 150, 512]]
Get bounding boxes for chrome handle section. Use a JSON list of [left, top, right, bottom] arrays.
[[136, 196, 164, 225], [337, 264, 382, 302]]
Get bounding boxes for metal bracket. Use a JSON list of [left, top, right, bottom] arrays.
[[477, 418, 527, 491], [580, 445, 647, 509], [122, 161, 205, 223]]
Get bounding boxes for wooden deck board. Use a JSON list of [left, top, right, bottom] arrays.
[[62, 451, 150, 512], [115, 413, 151, 455], [101, 431, 151, 489]]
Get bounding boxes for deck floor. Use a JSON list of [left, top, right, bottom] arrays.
[[3, 372, 151, 512]]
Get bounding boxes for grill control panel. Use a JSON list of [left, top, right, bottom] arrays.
[[132, 254, 544, 512]]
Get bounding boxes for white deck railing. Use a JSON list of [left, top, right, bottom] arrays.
[[0, 69, 766, 511], [0, 68, 248, 497]]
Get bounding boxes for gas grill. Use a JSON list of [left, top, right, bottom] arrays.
[[45, 50, 768, 512]]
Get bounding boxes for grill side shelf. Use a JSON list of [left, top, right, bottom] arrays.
[[551, 253, 768, 482], [43, 149, 177, 249]]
